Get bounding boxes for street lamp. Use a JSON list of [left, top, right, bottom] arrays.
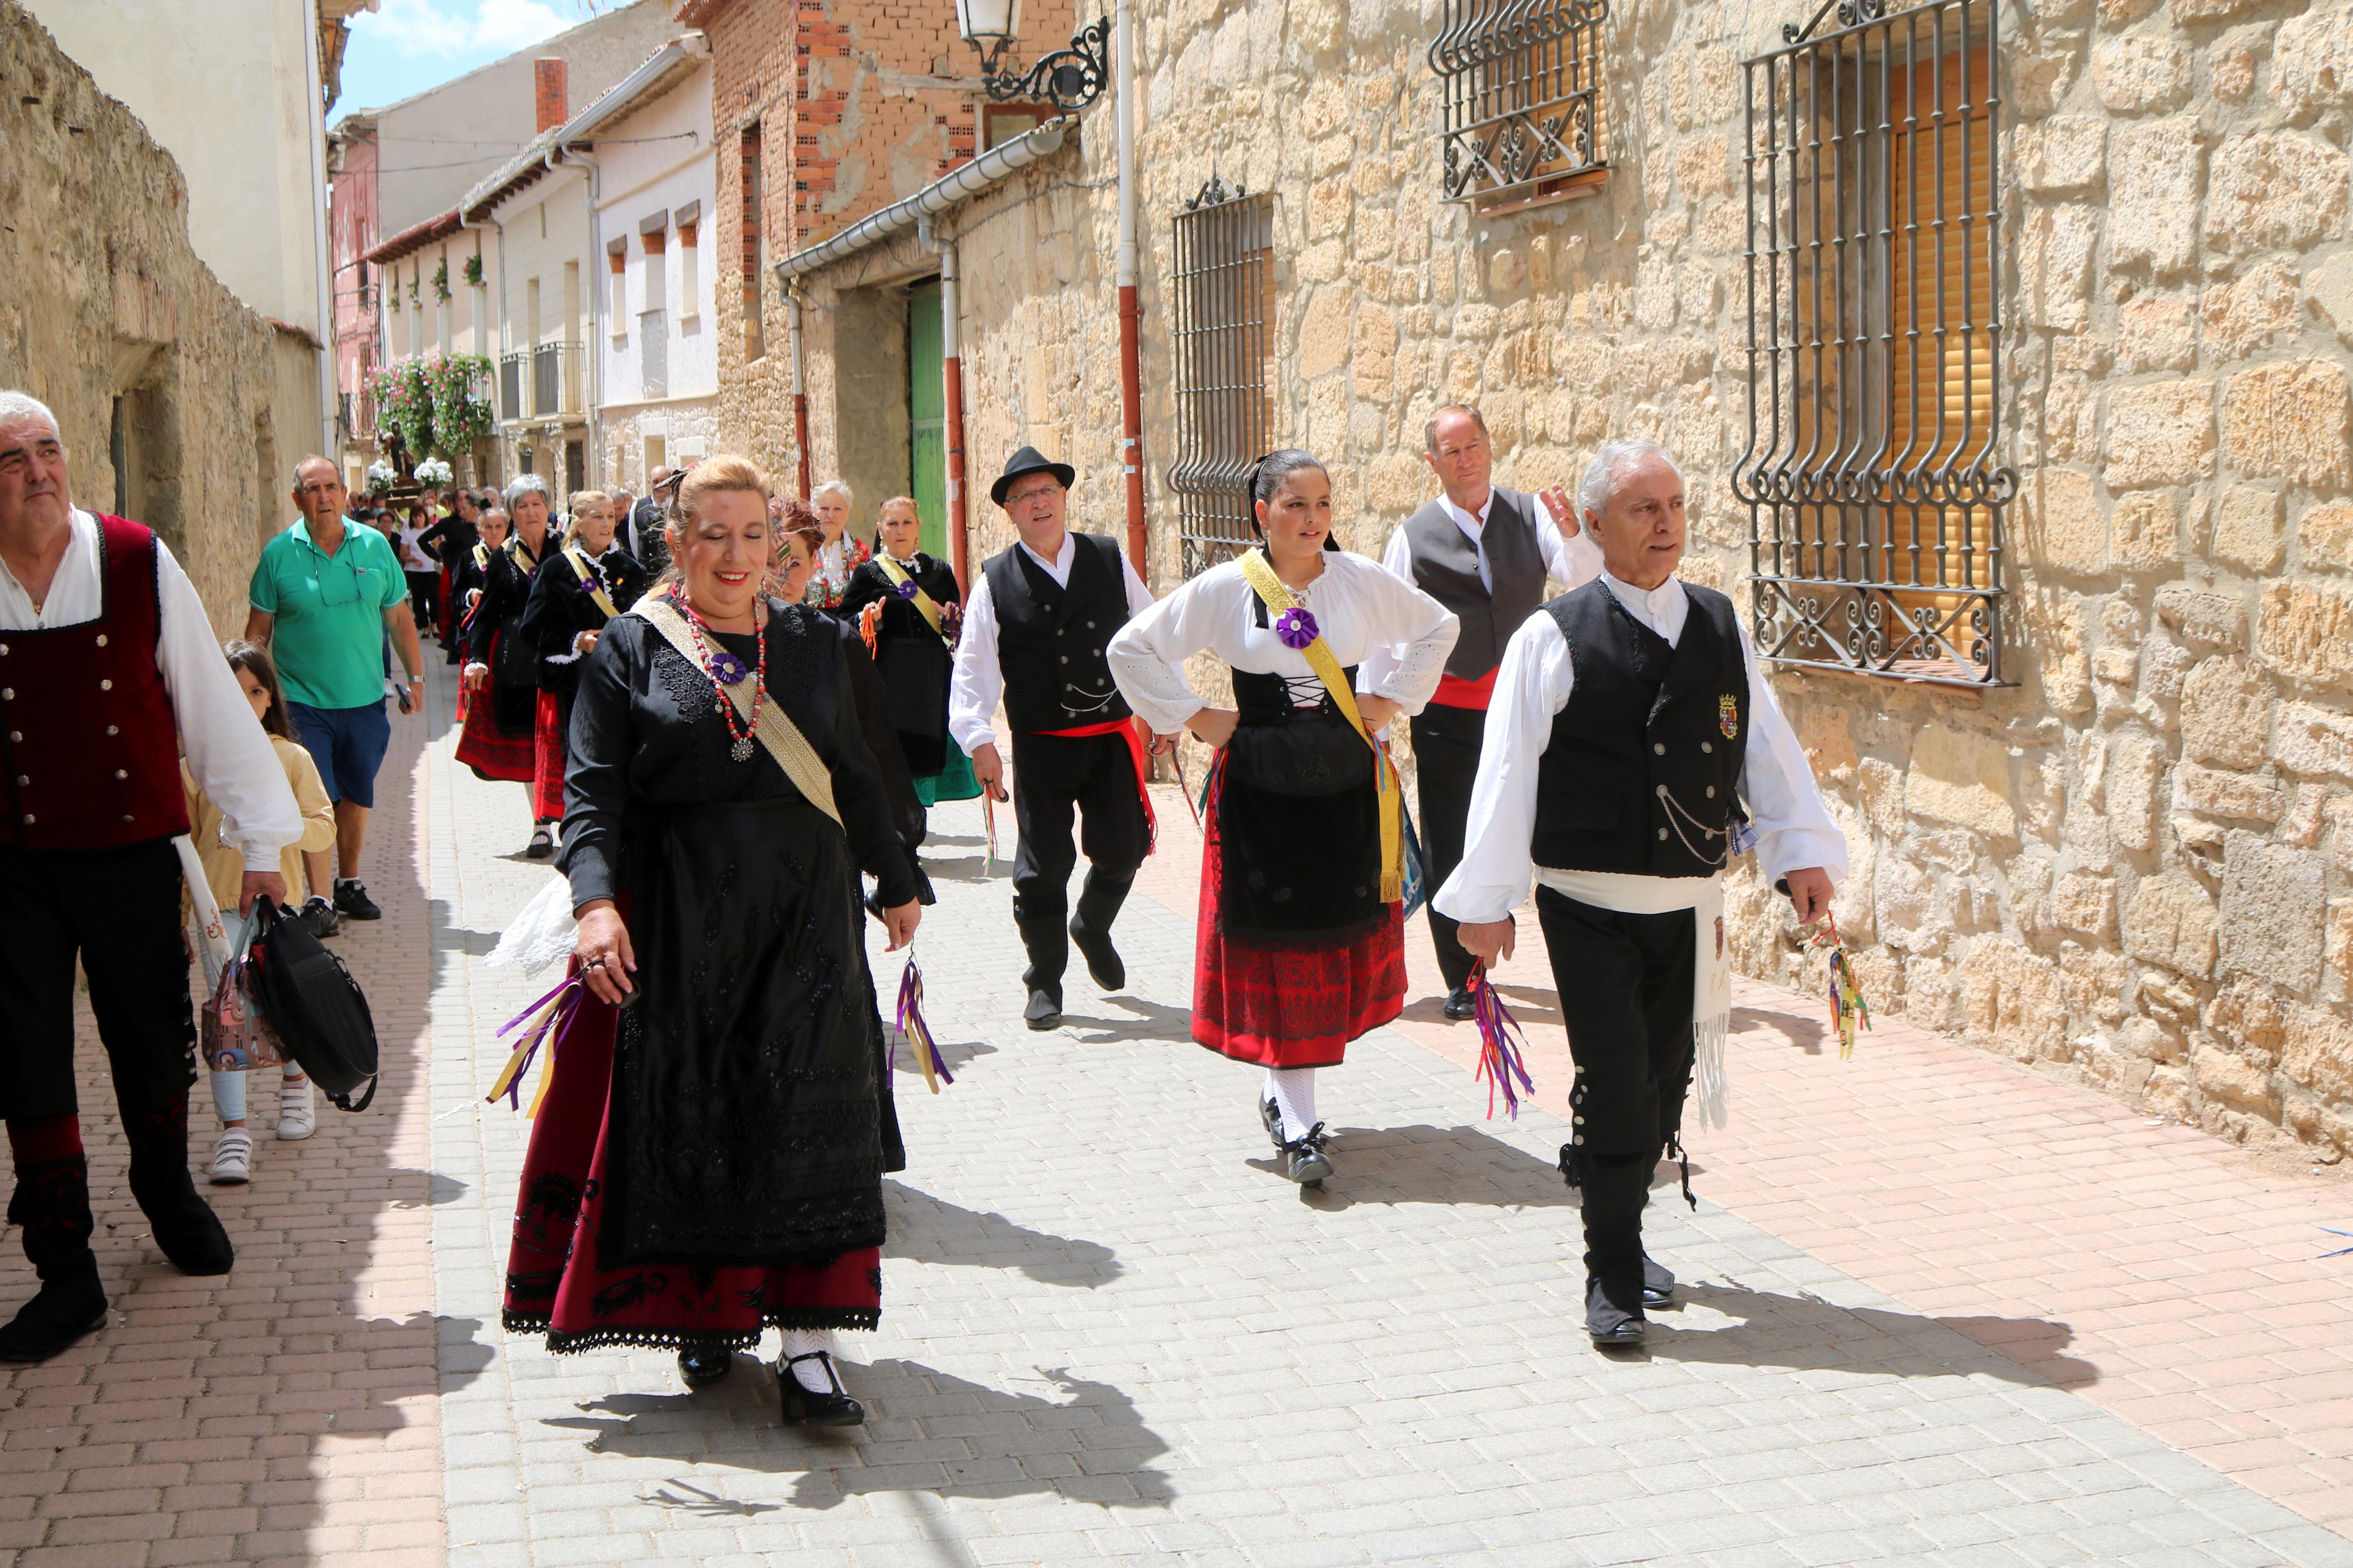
[[954, 0, 1023, 78], [956, 1, 1110, 111]]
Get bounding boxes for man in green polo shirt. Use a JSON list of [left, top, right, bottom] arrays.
[[244, 457, 424, 923]]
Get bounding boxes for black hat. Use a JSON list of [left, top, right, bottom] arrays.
[[990, 445, 1076, 507]]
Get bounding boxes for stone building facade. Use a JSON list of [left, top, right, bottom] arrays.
[[736, 0, 2353, 1164], [1, 2, 288, 634]]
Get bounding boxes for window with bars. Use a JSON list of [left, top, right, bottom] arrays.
[[1167, 177, 1274, 579], [1430, 0, 1609, 212], [1736, 0, 2015, 687]]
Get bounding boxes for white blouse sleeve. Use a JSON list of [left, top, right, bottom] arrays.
[[1347, 556, 1458, 714], [1106, 570, 1225, 735]]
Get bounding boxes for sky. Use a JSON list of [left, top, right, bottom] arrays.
[[331, 0, 614, 119]]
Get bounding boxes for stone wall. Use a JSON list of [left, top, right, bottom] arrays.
[[0, 2, 286, 635], [779, 0, 2353, 1164]]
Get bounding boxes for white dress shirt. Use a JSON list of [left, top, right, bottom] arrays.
[[0, 509, 303, 870], [1108, 549, 1460, 733], [1432, 571, 1848, 926], [1362, 488, 1603, 691], [947, 529, 1168, 754]]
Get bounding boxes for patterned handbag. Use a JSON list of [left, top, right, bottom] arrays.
[[201, 916, 284, 1072]]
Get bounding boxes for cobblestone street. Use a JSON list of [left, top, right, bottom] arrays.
[[8, 666, 2353, 1568]]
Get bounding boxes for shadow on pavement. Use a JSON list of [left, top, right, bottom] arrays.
[[1063, 994, 1195, 1044], [1647, 1282, 2096, 1387], [883, 1179, 1123, 1287], [1733, 1002, 1826, 1054], [1397, 982, 1563, 1029], [1244, 1122, 1580, 1210]]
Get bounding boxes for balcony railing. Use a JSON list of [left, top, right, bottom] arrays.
[[640, 310, 667, 400], [499, 342, 587, 421], [499, 354, 522, 421]]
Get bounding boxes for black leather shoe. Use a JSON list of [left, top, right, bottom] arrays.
[[1069, 919, 1125, 991], [778, 1352, 864, 1427], [1587, 1275, 1646, 1346], [1642, 1254, 1676, 1310], [677, 1342, 733, 1389], [138, 1182, 235, 1276], [526, 824, 556, 859], [0, 1258, 107, 1364], [1024, 987, 1062, 1030], [1259, 1095, 1285, 1154], [1443, 986, 1477, 1022], [1281, 1122, 1334, 1186]]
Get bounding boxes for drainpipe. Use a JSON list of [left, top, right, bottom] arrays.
[[1115, 0, 1145, 582], [786, 286, 812, 500], [917, 217, 971, 595]]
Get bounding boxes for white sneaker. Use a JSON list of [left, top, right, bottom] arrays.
[[210, 1128, 253, 1185], [277, 1076, 317, 1141]]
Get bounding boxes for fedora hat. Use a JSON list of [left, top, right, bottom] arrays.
[[990, 445, 1077, 507]]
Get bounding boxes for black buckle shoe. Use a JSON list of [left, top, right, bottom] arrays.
[[0, 1258, 107, 1364], [1280, 1122, 1334, 1187], [1443, 986, 1477, 1022], [137, 1181, 234, 1276], [526, 824, 556, 859], [1258, 1095, 1285, 1154], [1069, 918, 1125, 991], [1024, 987, 1062, 1030], [333, 879, 382, 920], [1642, 1254, 1676, 1310], [677, 1342, 734, 1389], [1587, 1275, 1646, 1346], [778, 1351, 864, 1427]]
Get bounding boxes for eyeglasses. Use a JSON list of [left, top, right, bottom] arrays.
[[1006, 484, 1062, 507]]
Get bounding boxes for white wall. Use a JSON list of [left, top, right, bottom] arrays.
[[593, 60, 716, 413]]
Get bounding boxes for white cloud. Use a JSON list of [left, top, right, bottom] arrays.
[[472, 0, 569, 52], [351, 0, 567, 58]]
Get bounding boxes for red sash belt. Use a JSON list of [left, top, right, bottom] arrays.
[[1033, 718, 1156, 855], [1431, 667, 1500, 710]]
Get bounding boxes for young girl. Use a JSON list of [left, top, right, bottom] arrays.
[[184, 641, 338, 1184]]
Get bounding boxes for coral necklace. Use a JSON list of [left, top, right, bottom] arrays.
[[677, 596, 765, 762]]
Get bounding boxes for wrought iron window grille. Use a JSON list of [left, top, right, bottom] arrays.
[[1431, 0, 1609, 210], [1734, 0, 2017, 688], [1167, 175, 1275, 580]]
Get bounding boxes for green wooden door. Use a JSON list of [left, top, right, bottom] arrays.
[[907, 280, 946, 558]]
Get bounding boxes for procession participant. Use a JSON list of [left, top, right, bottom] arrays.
[[1436, 439, 1846, 1347], [417, 486, 482, 660], [460, 477, 553, 854], [519, 490, 647, 835], [839, 496, 979, 815], [0, 390, 301, 1363], [1371, 405, 1602, 1021], [502, 455, 920, 1424], [1109, 451, 1456, 1185], [807, 478, 871, 613], [949, 446, 1177, 1030], [450, 504, 509, 630], [622, 469, 672, 574]]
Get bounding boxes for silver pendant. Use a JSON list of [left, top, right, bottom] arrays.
[[730, 737, 754, 762]]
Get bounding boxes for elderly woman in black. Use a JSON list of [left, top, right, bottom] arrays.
[[501, 456, 921, 1426], [459, 477, 553, 851]]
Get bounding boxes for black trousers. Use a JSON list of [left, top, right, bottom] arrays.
[[0, 838, 199, 1121], [1007, 731, 1148, 990], [1410, 701, 1486, 993]]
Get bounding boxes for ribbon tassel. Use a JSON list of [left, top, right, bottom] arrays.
[[895, 955, 954, 1094], [1807, 913, 1872, 1059], [983, 793, 1002, 876], [487, 975, 581, 1114], [1468, 961, 1536, 1119]]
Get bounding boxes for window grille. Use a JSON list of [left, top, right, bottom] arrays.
[[1431, 0, 1608, 211], [1167, 177, 1273, 579], [1736, 0, 2015, 687]]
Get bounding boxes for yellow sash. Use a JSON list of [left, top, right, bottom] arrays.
[[876, 553, 947, 638], [633, 599, 842, 827], [1235, 549, 1403, 903], [564, 545, 620, 620]]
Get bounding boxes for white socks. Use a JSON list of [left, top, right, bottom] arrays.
[[780, 1328, 839, 1391], [210, 1069, 248, 1124], [1264, 1066, 1319, 1143]]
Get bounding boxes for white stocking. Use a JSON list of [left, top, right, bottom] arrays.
[[779, 1327, 839, 1391], [209, 1069, 248, 1124], [1264, 1066, 1319, 1143]]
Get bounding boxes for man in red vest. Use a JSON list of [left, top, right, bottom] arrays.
[[0, 390, 301, 1362]]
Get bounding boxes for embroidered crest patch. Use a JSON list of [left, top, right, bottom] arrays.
[[1718, 694, 1739, 738]]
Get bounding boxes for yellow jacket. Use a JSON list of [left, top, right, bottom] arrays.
[[182, 734, 336, 911]]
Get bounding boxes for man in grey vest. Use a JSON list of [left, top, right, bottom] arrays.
[[1369, 404, 1600, 1019]]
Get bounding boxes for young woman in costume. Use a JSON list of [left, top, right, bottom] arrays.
[[459, 477, 553, 854], [838, 496, 979, 813], [1108, 451, 1457, 1183]]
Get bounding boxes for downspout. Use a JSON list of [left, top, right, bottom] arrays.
[[917, 217, 971, 595], [787, 286, 812, 500], [549, 145, 605, 488], [1115, 0, 1145, 582]]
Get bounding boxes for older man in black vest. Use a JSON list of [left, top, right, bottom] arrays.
[[1436, 439, 1846, 1347], [1372, 404, 1602, 1020], [949, 447, 1179, 1029]]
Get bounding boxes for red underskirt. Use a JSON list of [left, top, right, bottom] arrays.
[[1193, 795, 1406, 1069], [533, 688, 566, 822], [453, 637, 535, 784]]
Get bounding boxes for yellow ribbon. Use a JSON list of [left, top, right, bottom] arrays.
[[564, 545, 620, 620], [1235, 549, 1403, 904], [875, 553, 947, 638]]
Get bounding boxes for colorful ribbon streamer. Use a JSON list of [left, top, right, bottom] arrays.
[[1807, 912, 1872, 1060], [982, 792, 1001, 876], [487, 974, 580, 1116], [1468, 960, 1536, 1120], [1168, 746, 1203, 830], [895, 954, 954, 1094]]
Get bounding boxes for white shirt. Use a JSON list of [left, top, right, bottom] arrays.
[[0, 509, 303, 870], [1432, 571, 1848, 926], [947, 530, 1166, 755], [1108, 549, 1460, 733], [1362, 488, 1602, 691]]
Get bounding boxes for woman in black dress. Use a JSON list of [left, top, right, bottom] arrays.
[[502, 456, 922, 1425], [460, 477, 553, 852], [519, 492, 648, 837], [838, 496, 980, 812]]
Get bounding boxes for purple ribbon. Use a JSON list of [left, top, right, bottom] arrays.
[[895, 579, 920, 600], [1275, 606, 1319, 650], [1470, 964, 1537, 1120], [490, 975, 582, 1111], [895, 958, 954, 1087]]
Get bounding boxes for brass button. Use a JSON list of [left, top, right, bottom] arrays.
[[1706, 785, 1716, 798], [95, 634, 107, 648], [122, 813, 134, 823], [1653, 742, 1665, 755], [1060, 655, 1068, 664], [1701, 741, 1713, 753], [19, 813, 31, 824], [1, 689, 11, 701], [1656, 784, 1668, 797], [6, 732, 17, 742], [114, 769, 129, 781], [1658, 829, 1669, 841], [99, 678, 112, 692], [0, 643, 9, 655], [106, 725, 119, 737], [13, 775, 25, 786]]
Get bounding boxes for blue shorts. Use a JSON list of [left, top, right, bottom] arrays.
[[289, 700, 391, 809]]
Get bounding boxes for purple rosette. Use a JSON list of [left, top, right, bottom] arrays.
[[895, 579, 920, 600], [707, 649, 750, 686], [1275, 606, 1319, 650]]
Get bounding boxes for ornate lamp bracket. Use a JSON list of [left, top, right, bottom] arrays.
[[978, 15, 1110, 111]]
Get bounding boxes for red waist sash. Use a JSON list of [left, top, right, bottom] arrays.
[[1032, 717, 1156, 855], [1431, 667, 1500, 710]]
